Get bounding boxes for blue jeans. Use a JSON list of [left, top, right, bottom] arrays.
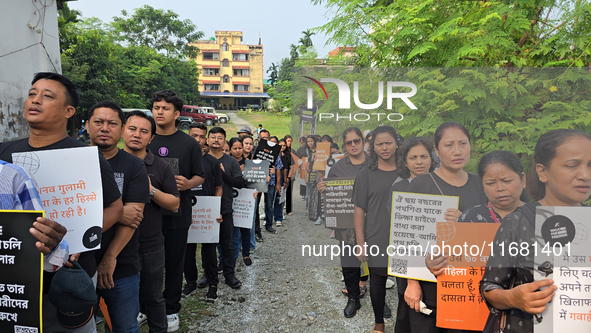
[[264, 185, 276, 227], [99, 273, 140, 333], [274, 190, 284, 222], [233, 227, 251, 259]]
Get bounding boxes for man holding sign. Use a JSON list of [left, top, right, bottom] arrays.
[[0, 72, 124, 333]]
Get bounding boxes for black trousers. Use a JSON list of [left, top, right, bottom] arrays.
[[219, 213, 236, 277], [184, 243, 218, 286], [369, 265, 388, 324], [341, 247, 369, 299], [285, 179, 293, 214], [162, 227, 189, 315], [254, 193, 262, 235], [395, 298, 442, 333]]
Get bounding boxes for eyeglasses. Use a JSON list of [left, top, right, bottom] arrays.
[[345, 138, 362, 147]]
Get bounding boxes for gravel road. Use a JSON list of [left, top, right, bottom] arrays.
[[186, 193, 400, 333]]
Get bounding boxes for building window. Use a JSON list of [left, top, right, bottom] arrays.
[[203, 68, 219, 76], [232, 53, 248, 61], [233, 69, 249, 77], [223, 75, 230, 83], [233, 85, 249, 92], [222, 43, 229, 51], [222, 59, 229, 67], [204, 84, 220, 91], [202, 53, 219, 60]]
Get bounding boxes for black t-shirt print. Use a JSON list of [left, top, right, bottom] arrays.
[[0, 136, 121, 280], [351, 167, 399, 256], [147, 130, 205, 229], [406, 171, 488, 308], [95, 149, 150, 281], [140, 150, 179, 254]]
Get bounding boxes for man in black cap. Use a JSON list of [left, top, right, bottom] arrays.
[[0, 72, 123, 333]]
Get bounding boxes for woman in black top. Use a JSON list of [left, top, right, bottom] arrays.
[[352, 126, 400, 333], [391, 137, 437, 333], [406, 122, 487, 333], [242, 135, 254, 161], [284, 135, 294, 215], [458, 151, 526, 224], [480, 129, 591, 333], [305, 135, 318, 215], [230, 137, 246, 170], [274, 139, 290, 225], [228, 137, 252, 265]]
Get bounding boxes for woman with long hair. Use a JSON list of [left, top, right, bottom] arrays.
[[305, 135, 318, 215], [480, 129, 591, 333], [352, 126, 400, 333], [242, 135, 254, 160], [284, 135, 294, 216], [405, 122, 488, 333]]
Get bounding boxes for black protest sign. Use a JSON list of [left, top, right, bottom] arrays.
[[323, 178, 355, 229], [253, 140, 281, 165], [0, 210, 43, 332], [243, 160, 270, 193]]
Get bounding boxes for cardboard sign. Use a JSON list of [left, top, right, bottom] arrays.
[[312, 142, 331, 170], [435, 222, 500, 330], [243, 160, 270, 193], [388, 192, 459, 282], [0, 210, 43, 332], [323, 178, 355, 229], [533, 207, 591, 333], [297, 157, 308, 185], [13, 147, 104, 253], [253, 140, 281, 165], [187, 196, 221, 243], [232, 188, 256, 228]]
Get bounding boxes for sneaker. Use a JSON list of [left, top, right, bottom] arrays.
[[196, 276, 208, 289], [205, 286, 218, 303], [137, 312, 147, 326], [385, 278, 395, 289], [255, 232, 263, 242], [265, 226, 276, 233], [276, 221, 282, 226], [244, 257, 252, 266], [181, 283, 196, 297], [314, 217, 323, 225], [167, 313, 179, 332], [225, 275, 242, 289], [218, 262, 223, 274], [249, 249, 255, 254]]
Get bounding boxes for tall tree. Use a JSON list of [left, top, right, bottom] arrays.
[[266, 63, 279, 86], [57, 3, 82, 52], [110, 5, 205, 58], [289, 44, 299, 62], [300, 29, 315, 49]]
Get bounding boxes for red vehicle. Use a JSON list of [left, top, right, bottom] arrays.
[[181, 105, 218, 126]]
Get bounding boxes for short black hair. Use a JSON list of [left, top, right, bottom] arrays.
[[124, 111, 156, 136], [190, 122, 207, 131], [150, 89, 183, 111], [88, 101, 124, 124], [321, 134, 333, 143], [259, 129, 270, 136], [258, 124, 263, 127], [208, 126, 226, 138], [330, 142, 339, 150], [32, 72, 79, 108]]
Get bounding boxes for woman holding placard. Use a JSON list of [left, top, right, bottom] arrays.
[[480, 129, 591, 333], [390, 136, 437, 333], [352, 126, 400, 333], [405, 122, 488, 332]]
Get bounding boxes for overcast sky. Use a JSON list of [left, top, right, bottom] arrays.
[[69, 0, 336, 79]]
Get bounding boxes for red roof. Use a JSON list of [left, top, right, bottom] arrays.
[[328, 46, 356, 56], [232, 50, 249, 54], [202, 80, 220, 84], [233, 81, 249, 85], [202, 65, 220, 68], [202, 50, 219, 53], [232, 65, 249, 69]]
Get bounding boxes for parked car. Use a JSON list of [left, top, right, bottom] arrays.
[[201, 107, 229, 124], [180, 105, 218, 126], [249, 104, 262, 110], [176, 116, 194, 130], [121, 108, 154, 117]]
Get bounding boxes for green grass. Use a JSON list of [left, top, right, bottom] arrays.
[[237, 112, 292, 140]]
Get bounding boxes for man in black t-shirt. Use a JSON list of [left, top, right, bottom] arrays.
[[0, 72, 123, 333], [146, 90, 205, 332], [184, 122, 223, 303], [122, 111, 180, 332], [207, 127, 245, 289], [87, 101, 150, 333]]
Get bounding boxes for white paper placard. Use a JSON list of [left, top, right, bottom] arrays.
[[533, 206, 591, 333], [13, 146, 104, 253], [232, 188, 256, 229], [388, 191, 459, 282], [187, 196, 220, 244]]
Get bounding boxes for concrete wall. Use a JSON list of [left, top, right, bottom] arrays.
[[0, 0, 61, 141]]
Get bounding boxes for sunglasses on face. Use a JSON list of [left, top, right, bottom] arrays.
[[345, 138, 362, 147]]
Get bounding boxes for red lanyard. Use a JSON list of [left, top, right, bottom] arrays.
[[488, 202, 500, 223]]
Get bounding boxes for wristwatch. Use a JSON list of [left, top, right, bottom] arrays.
[[149, 187, 157, 199]]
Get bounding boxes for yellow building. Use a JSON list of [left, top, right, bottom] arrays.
[[190, 31, 268, 109]]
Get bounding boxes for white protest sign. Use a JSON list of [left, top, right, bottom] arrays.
[[533, 206, 591, 333], [187, 196, 221, 244], [13, 146, 103, 253], [232, 188, 256, 229], [388, 192, 459, 282]]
